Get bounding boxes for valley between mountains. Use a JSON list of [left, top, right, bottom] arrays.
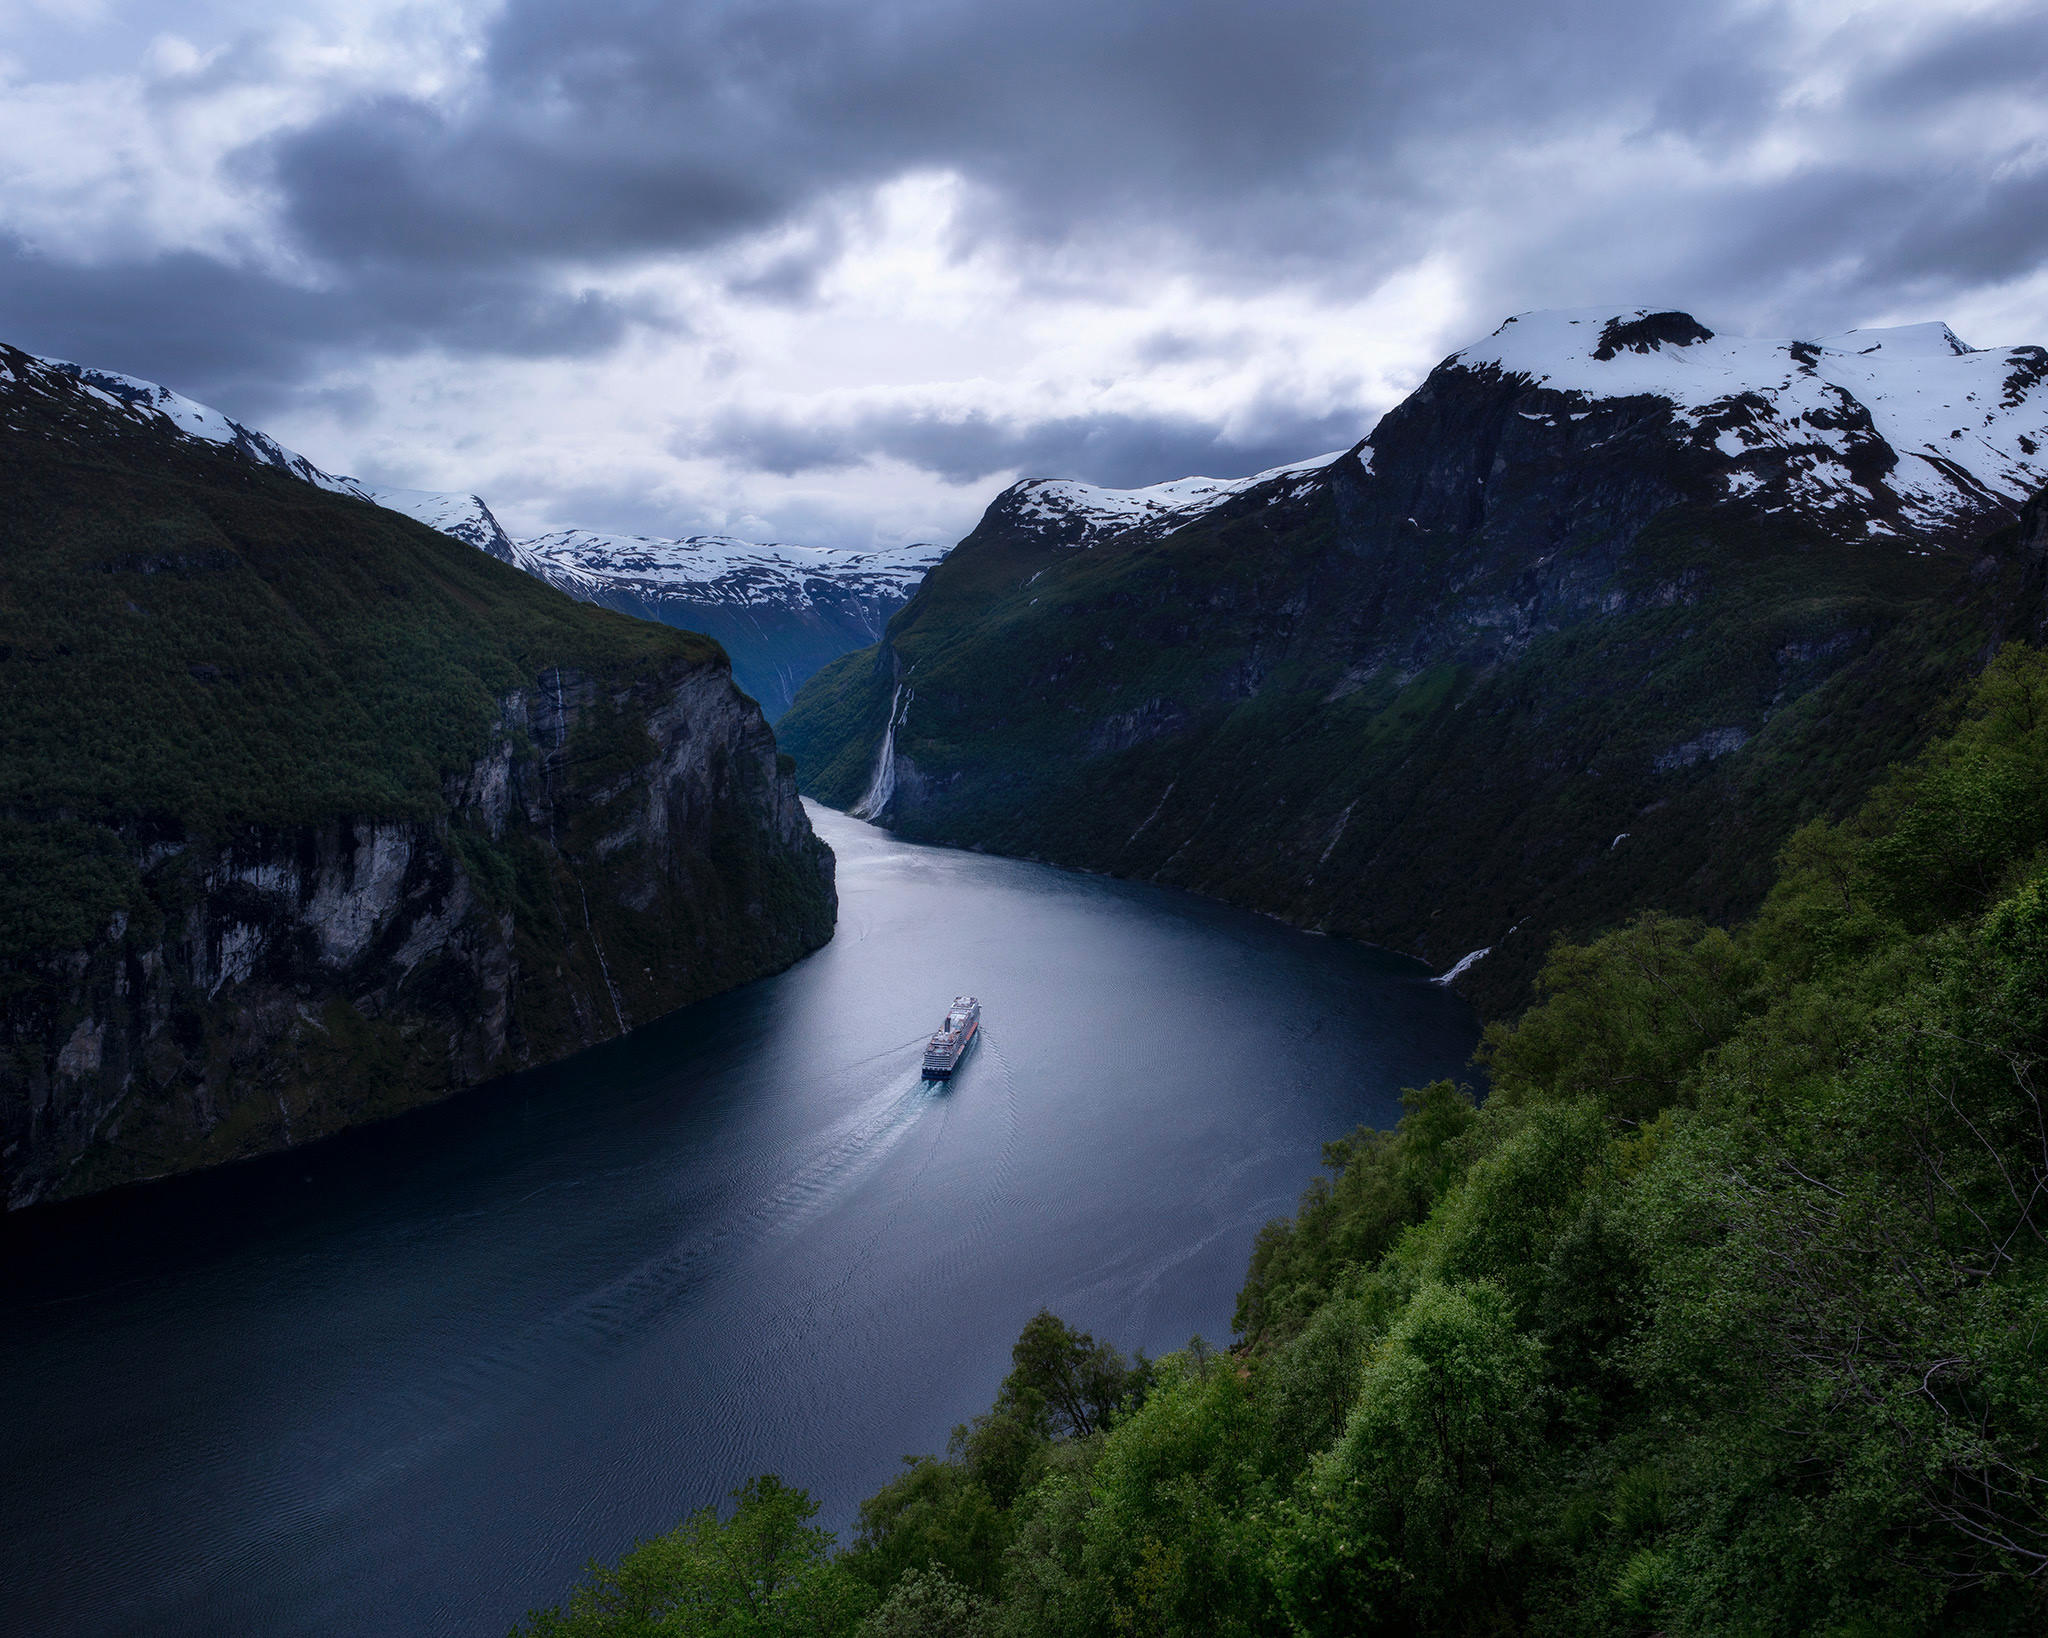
[[10, 299, 2048, 1637], [8, 304, 2047, 1202]]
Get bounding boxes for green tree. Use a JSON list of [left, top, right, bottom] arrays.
[[1235, 1081, 1477, 1347], [515, 1476, 871, 1637], [1073, 1353, 1283, 1638], [1000, 1309, 1151, 1441], [855, 1565, 993, 1638], [1627, 878, 2048, 1627], [846, 1455, 1009, 1599], [1313, 1280, 1542, 1627], [1478, 912, 1757, 1123]]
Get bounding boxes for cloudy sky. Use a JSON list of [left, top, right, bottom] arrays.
[[2, 0, 2045, 547]]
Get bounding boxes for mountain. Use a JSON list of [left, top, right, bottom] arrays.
[[778, 307, 2048, 1014], [365, 484, 523, 557], [0, 349, 381, 499], [0, 350, 946, 721], [362, 487, 946, 719], [0, 342, 836, 1209], [492, 530, 947, 722]]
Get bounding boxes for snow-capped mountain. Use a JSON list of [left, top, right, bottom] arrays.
[[996, 451, 1350, 548], [507, 531, 947, 718], [517, 530, 942, 610], [1448, 307, 2048, 539], [0, 348, 375, 499], [780, 304, 2048, 1019], [0, 345, 945, 719], [359, 495, 942, 716], [966, 308, 2048, 564]]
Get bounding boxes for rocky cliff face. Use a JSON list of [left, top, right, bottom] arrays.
[[5, 655, 834, 1212], [2003, 481, 2048, 643], [0, 344, 836, 1208], [780, 308, 2048, 1014]]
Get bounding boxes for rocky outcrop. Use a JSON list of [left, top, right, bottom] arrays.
[[2, 656, 832, 1209]]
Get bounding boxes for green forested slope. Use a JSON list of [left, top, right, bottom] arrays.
[[524, 645, 2048, 1636], [0, 347, 698, 855], [1, 345, 836, 1203], [782, 449, 2043, 1018]]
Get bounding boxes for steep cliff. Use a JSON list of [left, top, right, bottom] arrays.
[[0, 343, 836, 1208], [780, 308, 2048, 1014], [1995, 479, 2048, 644]]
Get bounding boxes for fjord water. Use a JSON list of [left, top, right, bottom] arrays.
[[0, 805, 1475, 1638]]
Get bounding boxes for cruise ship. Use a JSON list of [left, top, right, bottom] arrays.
[[922, 996, 980, 1079]]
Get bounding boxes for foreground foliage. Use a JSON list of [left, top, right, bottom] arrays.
[[527, 648, 2048, 1634]]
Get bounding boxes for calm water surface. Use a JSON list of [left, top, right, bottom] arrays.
[[0, 805, 1476, 1637]]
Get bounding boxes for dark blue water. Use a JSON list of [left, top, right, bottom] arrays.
[[0, 805, 1476, 1638]]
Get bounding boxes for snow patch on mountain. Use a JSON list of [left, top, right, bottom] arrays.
[[361, 487, 521, 559], [2, 351, 375, 499], [1009, 448, 1354, 547], [1452, 307, 2048, 536]]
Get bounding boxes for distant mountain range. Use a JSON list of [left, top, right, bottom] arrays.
[[779, 306, 2048, 1012], [0, 350, 942, 719], [368, 491, 946, 720]]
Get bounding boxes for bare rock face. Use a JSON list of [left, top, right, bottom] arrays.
[[3, 658, 832, 1209], [2009, 484, 2048, 643]]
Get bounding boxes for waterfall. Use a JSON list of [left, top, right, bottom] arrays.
[[1431, 946, 1492, 986], [850, 684, 907, 821]]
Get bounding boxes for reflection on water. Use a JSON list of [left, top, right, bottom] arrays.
[[0, 803, 1477, 1637]]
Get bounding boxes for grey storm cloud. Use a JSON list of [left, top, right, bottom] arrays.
[[1848, 7, 2048, 115], [5, 0, 2047, 498], [267, 0, 1731, 273], [703, 401, 1366, 489], [0, 237, 660, 413]]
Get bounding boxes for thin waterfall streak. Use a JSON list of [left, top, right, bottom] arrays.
[[573, 872, 629, 1035], [851, 685, 908, 820]]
